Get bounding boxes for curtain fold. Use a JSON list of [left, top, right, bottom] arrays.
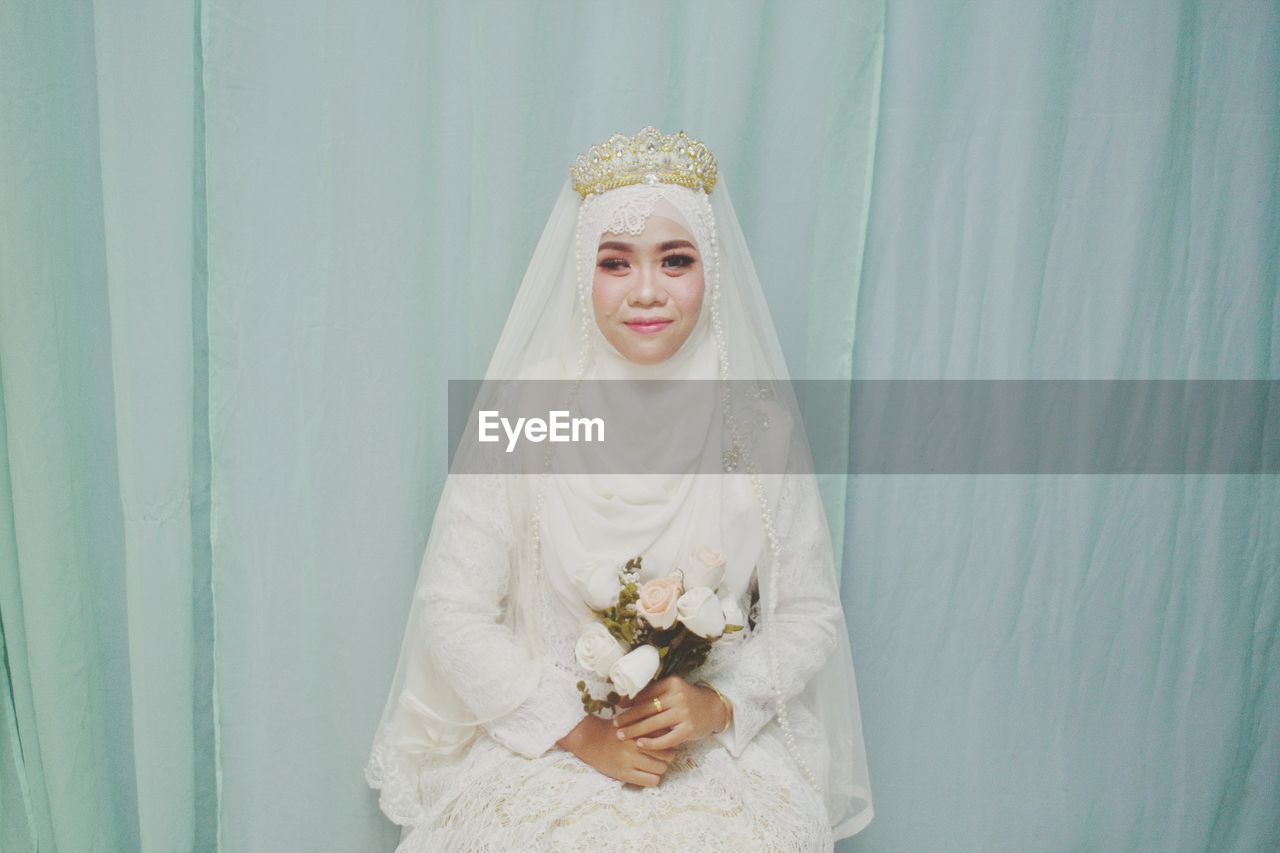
[[92, 0, 205, 850], [0, 2, 134, 850]]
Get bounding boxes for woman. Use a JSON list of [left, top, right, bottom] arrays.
[[365, 127, 873, 850]]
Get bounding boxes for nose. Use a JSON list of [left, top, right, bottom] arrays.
[[628, 262, 666, 307]]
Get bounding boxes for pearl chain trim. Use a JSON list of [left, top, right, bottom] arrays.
[[527, 192, 821, 796]]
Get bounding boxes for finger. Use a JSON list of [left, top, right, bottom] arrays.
[[633, 676, 674, 702], [633, 725, 675, 754], [635, 723, 673, 744], [629, 770, 661, 787], [609, 691, 670, 722], [614, 692, 674, 728], [616, 709, 678, 740], [634, 724, 688, 751], [637, 744, 678, 762], [634, 752, 671, 775], [613, 697, 667, 729]]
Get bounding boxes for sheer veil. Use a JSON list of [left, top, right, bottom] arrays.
[[366, 131, 873, 840]]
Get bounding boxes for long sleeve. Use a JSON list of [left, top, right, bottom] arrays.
[[704, 470, 844, 758], [418, 473, 586, 759]]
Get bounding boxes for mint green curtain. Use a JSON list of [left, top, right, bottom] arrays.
[[0, 2, 1275, 853], [844, 1, 1278, 851]]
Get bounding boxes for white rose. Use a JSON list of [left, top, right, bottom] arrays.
[[609, 644, 661, 699], [682, 545, 727, 592], [676, 586, 727, 638], [572, 561, 622, 611], [718, 595, 746, 643], [575, 622, 628, 678]]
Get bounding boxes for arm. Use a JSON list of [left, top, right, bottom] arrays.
[[704, 471, 844, 758], [419, 473, 586, 759]]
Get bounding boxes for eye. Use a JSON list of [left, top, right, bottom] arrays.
[[598, 257, 630, 271], [662, 254, 696, 269]]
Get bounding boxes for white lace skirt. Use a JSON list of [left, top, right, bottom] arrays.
[[396, 720, 833, 852]]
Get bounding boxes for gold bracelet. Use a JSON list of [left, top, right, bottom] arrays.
[[696, 679, 734, 734]]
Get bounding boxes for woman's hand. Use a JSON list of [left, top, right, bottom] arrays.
[[557, 714, 678, 787], [610, 675, 731, 751]]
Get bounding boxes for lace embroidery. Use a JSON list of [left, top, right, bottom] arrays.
[[579, 185, 714, 254], [394, 729, 833, 852], [365, 723, 450, 829], [597, 192, 657, 237]]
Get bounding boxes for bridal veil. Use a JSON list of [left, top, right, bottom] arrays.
[[365, 127, 873, 840]]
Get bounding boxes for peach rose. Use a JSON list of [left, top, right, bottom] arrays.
[[636, 576, 683, 630]]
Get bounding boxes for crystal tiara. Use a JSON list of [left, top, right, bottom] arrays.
[[570, 125, 718, 199]]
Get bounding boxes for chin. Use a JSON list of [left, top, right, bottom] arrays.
[[620, 348, 674, 365], [605, 331, 676, 365]]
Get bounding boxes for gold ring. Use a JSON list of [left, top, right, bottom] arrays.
[[652, 697, 663, 713]]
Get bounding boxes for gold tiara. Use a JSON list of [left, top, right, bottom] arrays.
[[570, 126, 718, 199]]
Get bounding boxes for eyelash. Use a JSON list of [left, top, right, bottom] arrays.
[[598, 254, 697, 271]]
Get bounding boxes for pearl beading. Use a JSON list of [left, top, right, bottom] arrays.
[[528, 188, 822, 797]]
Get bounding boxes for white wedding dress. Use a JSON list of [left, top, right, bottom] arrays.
[[366, 137, 872, 847], [367, 469, 842, 852]]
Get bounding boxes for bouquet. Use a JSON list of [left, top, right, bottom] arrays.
[[572, 546, 746, 715]]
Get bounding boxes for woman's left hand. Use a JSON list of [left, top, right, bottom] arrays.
[[611, 675, 730, 750]]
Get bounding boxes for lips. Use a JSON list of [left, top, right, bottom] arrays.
[[624, 318, 673, 334]]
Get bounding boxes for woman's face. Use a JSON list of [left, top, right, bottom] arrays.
[[592, 214, 705, 365]]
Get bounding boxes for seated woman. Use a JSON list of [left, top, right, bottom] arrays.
[[365, 126, 873, 851]]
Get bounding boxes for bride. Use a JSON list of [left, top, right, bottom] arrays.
[[365, 126, 873, 851]]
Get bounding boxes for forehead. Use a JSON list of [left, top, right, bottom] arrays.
[[597, 214, 696, 247]]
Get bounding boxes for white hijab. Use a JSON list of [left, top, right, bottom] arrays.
[[538, 193, 759, 635]]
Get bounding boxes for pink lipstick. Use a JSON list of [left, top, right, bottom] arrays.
[[625, 318, 673, 334]]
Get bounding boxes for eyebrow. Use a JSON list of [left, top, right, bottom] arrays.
[[597, 239, 698, 253]]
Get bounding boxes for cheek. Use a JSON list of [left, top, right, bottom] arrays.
[[591, 275, 627, 325], [675, 273, 706, 318]]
